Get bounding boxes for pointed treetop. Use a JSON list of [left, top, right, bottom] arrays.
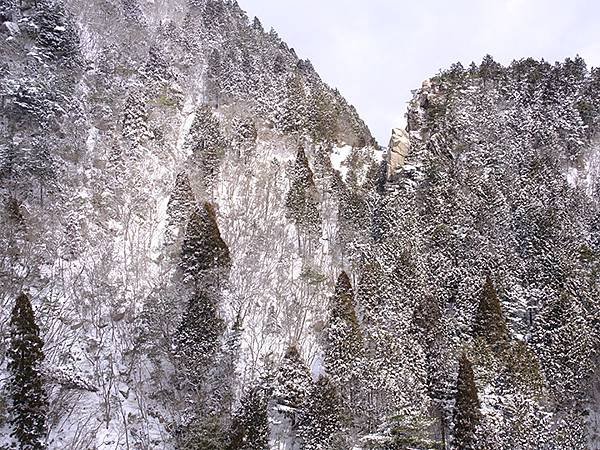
[[334, 271, 352, 297], [252, 16, 263, 32], [453, 353, 481, 450], [472, 275, 509, 348], [284, 343, 302, 361], [10, 293, 42, 341]]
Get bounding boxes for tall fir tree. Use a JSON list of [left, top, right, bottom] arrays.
[[122, 89, 152, 145], [532, 293, 594, 405], [298, 375, 348, 450], [228, 381, 270, 450], [165, 172, 196, 244], [322, 271, 363, 399], [185, 106, 225, 187], [8, 293, 48, 450], [272, 345, 312, 410], [173, 290, 225, 387], [180, 202, 231, 283], [453, 354, 480, 450], [281, 71, 308, 133], [285, 146, 321, 239], [270, 345, 313, 447], [472, 275, 509, 350]]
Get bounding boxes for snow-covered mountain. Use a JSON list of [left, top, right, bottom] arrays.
[[1, 1, 600, 449]]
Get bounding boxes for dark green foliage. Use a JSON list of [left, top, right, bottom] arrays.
[[252, 16, 263, 33], [0, 139, 57, 189], [179, 415, 228, 450], [33, 0, 81, 64], [383, 414, 440, 450], [202, 0, 226, 29], [121, 0, 145, 23], [322, 272, 363, 392], [472, 276, 509, 349], [453, 355, 480, 450], [173, 290, 225, 386], [8, 293, 48, 450], [180, 202, 231, 280], [285, 146, 321, 237], [228, 383, 270, 450], [309, 84, 338, 143], [186, 106, 225, 183], [166, 172, 196, 236], [532, 293, 594, 404], [298, 375, 348, 450], [281, 72, 308, 133], [272, 345, 312, 410], [478, 54, 503, 82], [144, 44, 172, 83], [207, 49, 222, 105], [206, 318, 242, 420], [167, 172, 195, 219], [122, 89, 152, 144]]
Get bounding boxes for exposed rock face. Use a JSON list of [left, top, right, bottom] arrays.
[[386, 127, 409, 178]]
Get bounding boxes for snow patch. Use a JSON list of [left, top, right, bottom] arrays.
[[330, 145, 353, 180]]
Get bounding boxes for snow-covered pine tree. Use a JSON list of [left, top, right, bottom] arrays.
[[144, 44, 172, 84], [452, 354, 480, 450], [308, 84, 337, 143], [472, 275, 510, 351], [228, 380, 270, 450], [7, 293, 48, 450], [180, 202, 231, 284], [206, 49, 222, 106], [173, 290, 225, 387], [205, 316, 243, 423], [280, 71, 308, 133], [165, 172, 196, 245], [185, 106, 226, 189], [298, 375, 348, 450], [322, 271, 363, 401], [122, 89, 152, 145], [252, 16, 263, 33], [181, 317, 244, 450], [272, 345, 312, 411], [33, 0, 81, 64], [532, 293, 594, 405], [285, 146, 321, 242], [270, 345, 312, 448], [121, 0, 145, 24]]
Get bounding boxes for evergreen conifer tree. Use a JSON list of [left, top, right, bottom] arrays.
[[298, 375, 348, 450], [252, 16, 264, 33], [270, 345, 313, 447], [122, 90, 152, 145], [272, 345, 312, 410], [185, 106, 225, 186], [180, 202, 231, 282], [34, 0, 81, 63], [281, 72, 308, 133], [285, 146, 321, 239], [165, 172, 196, 244], [8, 293, 48, 450], [322, 272, 363, 398], [453, 354, 480, 450], [173, 290, 225, 386], [228, 382, 270, 450], [472, 276, 509, 350], [532, 293, 594, 404]]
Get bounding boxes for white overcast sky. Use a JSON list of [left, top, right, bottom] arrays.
[[237, 0, 600, 145]]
